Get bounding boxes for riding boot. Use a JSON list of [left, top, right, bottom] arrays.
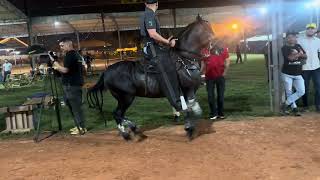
[[155, 53, 182, 111], [147, 43, 182, 111]]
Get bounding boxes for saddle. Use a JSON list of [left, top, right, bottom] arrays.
[[138, 58, 159, 74]]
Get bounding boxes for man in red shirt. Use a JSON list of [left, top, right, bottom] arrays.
[[201, 42, 231, 120]]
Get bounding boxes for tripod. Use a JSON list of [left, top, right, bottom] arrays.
[[33, 68, 62, 142]]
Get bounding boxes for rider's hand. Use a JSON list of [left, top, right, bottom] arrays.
[[169, 39, 176, 47]]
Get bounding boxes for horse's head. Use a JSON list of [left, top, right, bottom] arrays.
[[176, 15, 215, 59]]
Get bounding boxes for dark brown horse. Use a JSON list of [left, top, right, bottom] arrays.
[[88, 16, 214, 140]]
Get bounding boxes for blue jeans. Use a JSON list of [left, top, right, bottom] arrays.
[[281, 73, 305, 108], [302, 68, 320, 110], [3, 71, 11, 82]]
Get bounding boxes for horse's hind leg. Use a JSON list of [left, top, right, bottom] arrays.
[[111, 91, 146, 141]]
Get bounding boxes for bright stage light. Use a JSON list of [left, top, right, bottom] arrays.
[[305, 0, 320, 8], [259, 7, 268, 15], [231, 23, 238, 30], [54, 21, 60, 26]]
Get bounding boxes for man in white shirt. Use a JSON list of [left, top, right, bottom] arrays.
[[2, 59, 12, 82], [297, 23, 320, 112]]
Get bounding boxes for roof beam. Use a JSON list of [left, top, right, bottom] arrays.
[[0, 20, 27, 26], [0, 0, 27, 19]]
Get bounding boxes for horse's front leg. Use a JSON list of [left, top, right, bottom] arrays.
[[187, 98, 203, 118], [182, 89, 202, 140]]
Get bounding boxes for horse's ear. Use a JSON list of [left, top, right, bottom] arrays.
[[196, 14, 202, 21]]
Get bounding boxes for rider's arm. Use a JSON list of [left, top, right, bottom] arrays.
[[145, 11, 173, 46], [147, 29, 170, 45]]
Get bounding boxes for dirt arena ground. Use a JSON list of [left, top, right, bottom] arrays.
[[0, 114, 320, 180]]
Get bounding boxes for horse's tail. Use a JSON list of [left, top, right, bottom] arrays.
[[87, 72, 106, 113]]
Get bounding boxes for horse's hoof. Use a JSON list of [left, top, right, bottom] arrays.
[[129, 124, 137, 132], [134, 132, 148, 142], [185, 127, 195, 141], [132, 127, 148, 142], [174, 115, 180, 122], [121, 132, 132, 141]]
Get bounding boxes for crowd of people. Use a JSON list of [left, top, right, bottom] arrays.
[[197, 22, 320, 119], [280, 23, 320, 116], [2, 0, 320, 137]]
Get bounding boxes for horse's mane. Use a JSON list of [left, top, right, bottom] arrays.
[[177, 18, 212, 39], [177, 21, 199, 39]]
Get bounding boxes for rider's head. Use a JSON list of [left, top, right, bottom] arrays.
[[59, 37, 74, 53], [145, 0, 158, 12]]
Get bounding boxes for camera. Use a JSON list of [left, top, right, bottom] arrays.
[[38, 51, 60, 76], [38, 51, 57, 67]]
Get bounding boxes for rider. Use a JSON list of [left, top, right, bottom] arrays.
[[140, 0, 182, 110]]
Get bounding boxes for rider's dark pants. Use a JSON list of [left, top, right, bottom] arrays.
[[144, 44, 182, 111]]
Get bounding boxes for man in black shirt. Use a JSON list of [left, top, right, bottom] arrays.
[[140, 0, 182, 111], [281, 32, 307, 116], [53, 37, 86, 135]]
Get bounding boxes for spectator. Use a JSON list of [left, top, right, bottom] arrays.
[[53, 38, 87, 135], [297, 23, 320, 112], [201, 42, 231, 120], [235, 44, 242, 64], [281, 32, 307, 116], [2, 59, 12, 82], [78, 50, 88, 75], [263, 41, 273, 82], [84, 53, 93, 73], [0, 62, 3, 82]]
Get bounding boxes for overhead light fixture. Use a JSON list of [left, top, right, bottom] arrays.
[[54, 21, 60, 26], [0, 48, 14, 51], [258, 7, 268, 15]]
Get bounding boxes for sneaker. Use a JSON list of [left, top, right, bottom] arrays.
[[209, 116, 218, 120], [69, 126, 77, 132], [70, 128, 87, 135], [218, 115, 225, 119], [292, 108, 301, 116], [281, 103, 290, 115]]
